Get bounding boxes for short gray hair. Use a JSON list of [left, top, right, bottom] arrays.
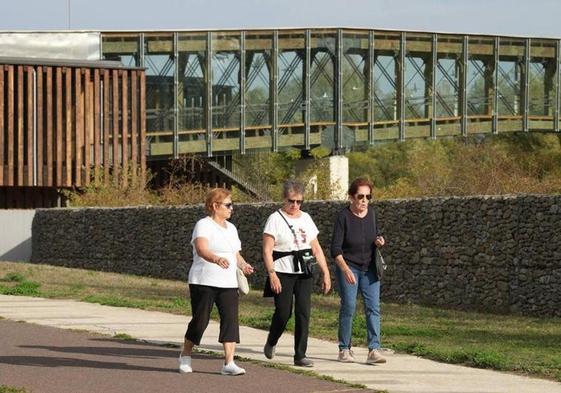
[[282, 179, 305, 198]]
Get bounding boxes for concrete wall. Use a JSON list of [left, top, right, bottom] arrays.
[[31, 195, 561, 316], [0, 210, 35, 261]]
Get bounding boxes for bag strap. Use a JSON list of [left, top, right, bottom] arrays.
[[276, 209, 303, 272], [277, 209, 300, 251]]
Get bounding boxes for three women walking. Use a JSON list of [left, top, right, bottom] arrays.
[[179, 177, 386, 375]]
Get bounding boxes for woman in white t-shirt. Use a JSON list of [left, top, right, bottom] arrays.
[[262, 179, 331, 368], [178, 188, 254, 376]]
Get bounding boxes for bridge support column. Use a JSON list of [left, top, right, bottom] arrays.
[[295, 155, 348, 200]]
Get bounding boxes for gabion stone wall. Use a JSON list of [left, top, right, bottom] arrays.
[[31, 195, 561, 316]]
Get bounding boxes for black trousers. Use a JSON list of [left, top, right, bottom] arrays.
[[185, 284, 240, 344], [266, 273, 313, 360]]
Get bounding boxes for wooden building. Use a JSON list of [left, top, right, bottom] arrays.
[[0, 58, 146, 208]]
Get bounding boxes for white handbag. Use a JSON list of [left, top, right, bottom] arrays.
[[236, 267, 250, 295]]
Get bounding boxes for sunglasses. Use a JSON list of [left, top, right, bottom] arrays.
[[355, 194, 372, 201], [221, 202, 234, 209], [287, 199, 304, 205]]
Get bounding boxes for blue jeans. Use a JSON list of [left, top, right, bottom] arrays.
[[336, 264, 381, 351]]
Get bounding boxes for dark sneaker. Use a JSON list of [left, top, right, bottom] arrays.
[[264, 342, 276, 359], [294, 357, 314, 367]]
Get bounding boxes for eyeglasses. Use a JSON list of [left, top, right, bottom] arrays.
[[287, 199, 304, 205], [356, 194, 372, 201], [221, 202, 234, 209]]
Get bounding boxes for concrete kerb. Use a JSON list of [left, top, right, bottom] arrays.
[[0, 295, 560, 393]]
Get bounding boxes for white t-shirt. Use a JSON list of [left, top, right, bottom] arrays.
[[263, 210, 319, 274], [188, 216, 241, 288]]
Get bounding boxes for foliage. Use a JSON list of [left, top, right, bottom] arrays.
[[349, 133, 561, 199], [0, 272, 41, 296], [66, 133, 561, 207], [0, 386, 29, 393]]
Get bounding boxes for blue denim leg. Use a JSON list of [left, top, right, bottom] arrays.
[[358, 268, 381, 350], [336, 265, 359, 350]]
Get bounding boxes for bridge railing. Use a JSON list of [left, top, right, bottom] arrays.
[[101, 29, 561, 160]]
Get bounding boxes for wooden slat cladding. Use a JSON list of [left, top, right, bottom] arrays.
[[0, 62, 145, 189]]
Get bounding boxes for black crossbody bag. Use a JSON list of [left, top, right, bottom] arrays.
[[275, 210, 317, 277], [371, 208, 387, 279]]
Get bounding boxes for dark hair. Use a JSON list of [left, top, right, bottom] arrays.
[[348, 177, 373, 196]]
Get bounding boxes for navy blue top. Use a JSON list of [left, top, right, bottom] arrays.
[[330, 206, 381, 271]]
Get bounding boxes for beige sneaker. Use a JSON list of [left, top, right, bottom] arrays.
[[338, 348, 355, 363], [366, 349, 387, 364]]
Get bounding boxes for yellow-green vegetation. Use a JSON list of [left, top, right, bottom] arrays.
[[349, 133, 561, 199], [66, 133, 561, 206], [0, 386, 29, 393], [1, 261, 560, 382]]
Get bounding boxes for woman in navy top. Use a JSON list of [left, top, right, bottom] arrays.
[[330, 177, 387, 364]]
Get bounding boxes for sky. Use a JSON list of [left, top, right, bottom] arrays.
[[1, 0, 560, 38]]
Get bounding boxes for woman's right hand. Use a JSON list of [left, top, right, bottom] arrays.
[[269, 272, 282, 294], [214, 257, 229, 269], [343, 267, 357, 285]]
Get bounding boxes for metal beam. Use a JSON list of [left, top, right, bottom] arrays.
[[399, 32, 406, 141], [173, 32, 179, 158], [431, 34, 437, 140], [304, 29, 311, 150], [139, 33, 145, 68], [553, 40, 561, 132], [271, 31, 279, 152], [336, 29, 343, 151], [461, 35, 469, 136], [493, 36, 500, 134], [206, 31, 213, 157], [523, 38, 530, 132], [240, 31, 246, 154], [368, 30, 374, 145]]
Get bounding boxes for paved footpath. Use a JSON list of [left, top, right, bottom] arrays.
[[1, 295, 560, 393]]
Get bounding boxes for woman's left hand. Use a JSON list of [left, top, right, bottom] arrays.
[[375, 236, 385, 247], [241, 263, 255, 275]]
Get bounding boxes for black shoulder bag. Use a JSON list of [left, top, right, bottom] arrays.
[[371, 208, 387, 279]]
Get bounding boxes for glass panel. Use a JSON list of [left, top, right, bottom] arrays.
[[528, 39, 556, 131], [435, 34, 462, 136], [498, 37, 524, 132], [404, 33, 432, 139], [373, 31, 399, 141], [212, 32, 241, 153], [144, 34, 175, 156], [467, 36, 494, 134], [311, 30, 336, 148], [278, 30, 305, 148], [341, 32, 368, 146], [245, 32, 272, 150], [102, 34, 140, 66], [177, 33, 207, 154]]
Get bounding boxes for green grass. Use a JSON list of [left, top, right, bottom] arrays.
[[0, 386, 29, 393], [1, 261, 560, 382]]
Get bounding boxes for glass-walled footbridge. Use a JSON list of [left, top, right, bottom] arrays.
[[101, 28, 561, 159]]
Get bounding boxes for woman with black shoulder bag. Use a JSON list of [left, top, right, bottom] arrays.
[[262, 179, 331, 367]]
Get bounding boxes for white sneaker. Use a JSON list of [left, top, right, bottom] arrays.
[[221, 361, 246, 376], [178, 355, 193, 373]]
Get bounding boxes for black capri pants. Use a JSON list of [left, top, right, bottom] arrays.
[[185, 284, 240, 344]]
